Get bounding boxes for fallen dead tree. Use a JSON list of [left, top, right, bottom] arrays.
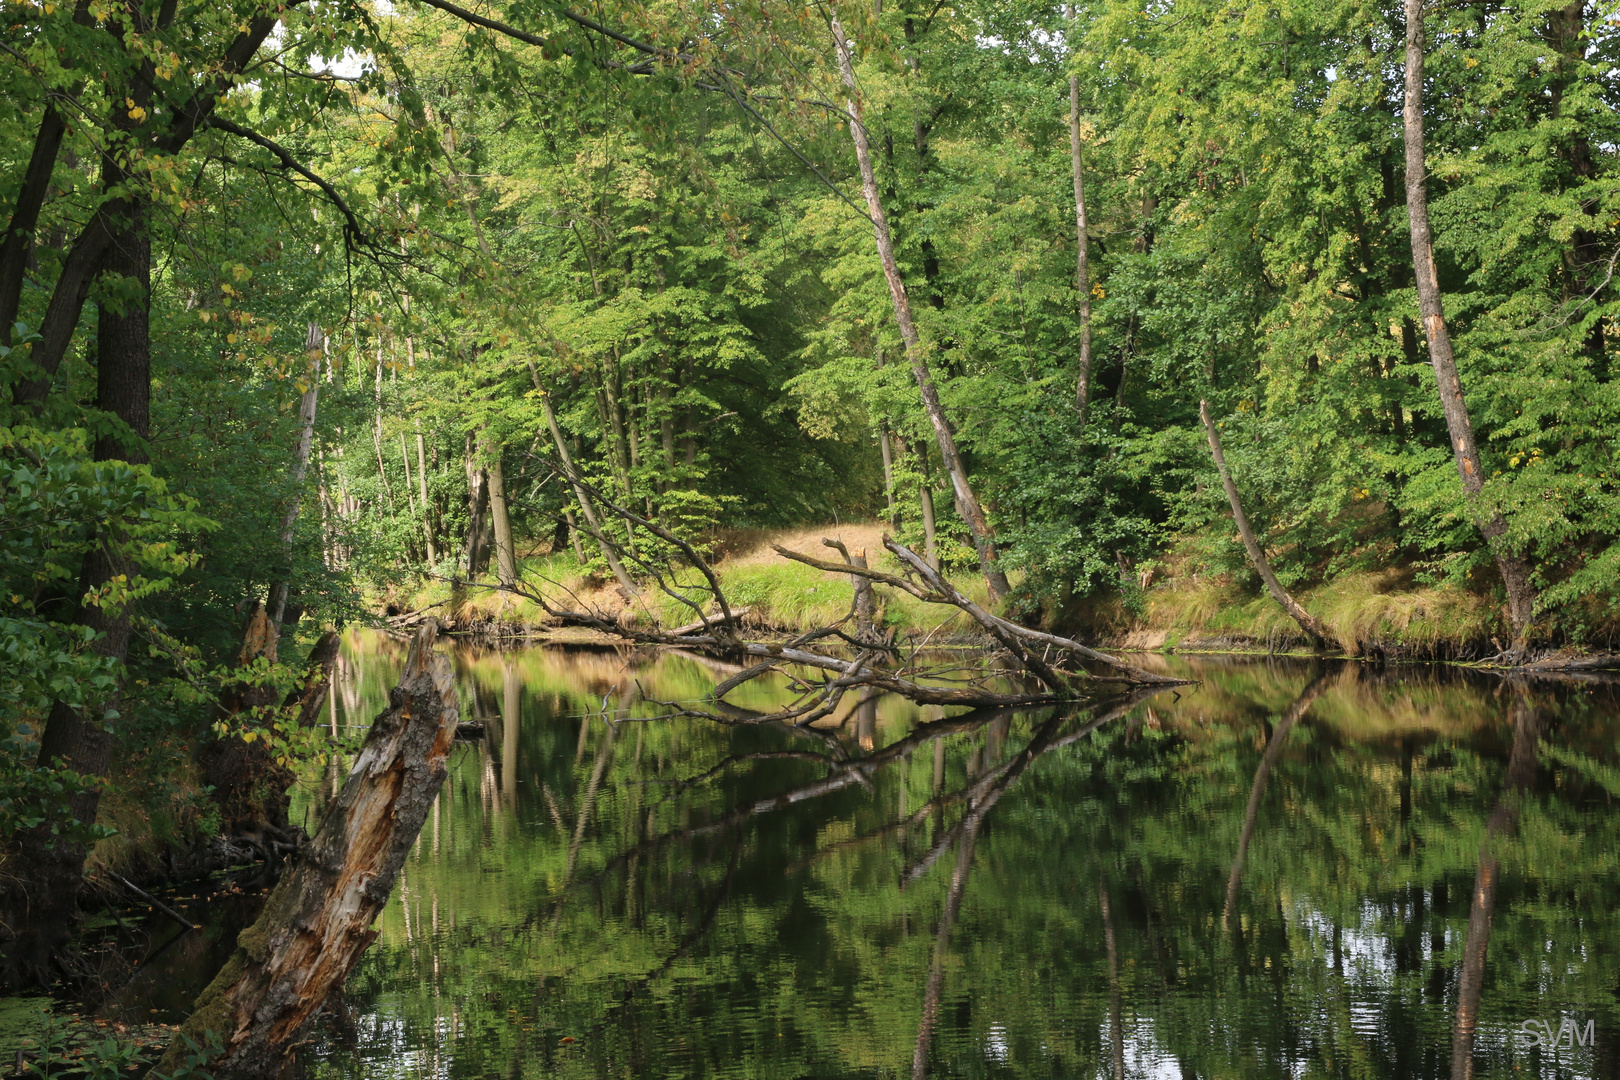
[[160, 622, 460, 1079], [456, 457, 1190, 725]]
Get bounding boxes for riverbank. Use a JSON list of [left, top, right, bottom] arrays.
[[382, 524, 1620, 665]]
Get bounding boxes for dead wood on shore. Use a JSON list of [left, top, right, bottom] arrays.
[[161, 622, 459, 1079], [447, 457, 1190, 723]]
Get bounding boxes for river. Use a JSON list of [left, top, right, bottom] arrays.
[[121, 633, 1620, 1077]]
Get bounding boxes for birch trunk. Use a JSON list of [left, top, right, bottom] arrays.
[[1200, 399, 1333, 649], [830, 15, 1010, 602], [1403, 0, 1538, 654]]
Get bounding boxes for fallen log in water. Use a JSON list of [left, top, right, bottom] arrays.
[[159, 622, 459, 1079]]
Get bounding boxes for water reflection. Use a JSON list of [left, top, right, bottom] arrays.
[[292, 634, 1620, 1079]]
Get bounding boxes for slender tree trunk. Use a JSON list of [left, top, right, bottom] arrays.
[[283, 630, 341, 731], [1099, 879, 1125, 1080], [564, 508, 588, 563], [372, 345, 395, 511], [915, 443, 940, 570], [1451, 691, 1539, 1080], [529, 363, 640, 595], [1066, 6, 1094, 425], [462, 435, 491, 577], [1223, 672, 1329, 928], [415, 424, 438, 565], [162, 624, 460, 1080], [399, 431, 420, 563], [0, 108, 68, 347], [830, 14, 1010, 602], [1200, 399, 1333, 649], [267, 324, 321, 629], [1403, 0, 1538, 655], [486, 439, 518, 589]]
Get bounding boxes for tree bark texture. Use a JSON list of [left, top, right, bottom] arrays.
[[0, 107, 68, 347], [161, 622, 460, 1079], [462, 435, 491, 577], [416, 425, 439, 566], [829, 15, 1010, 602], [1403, 0, 1538, 651], [485, 440, 518, 588], [282, 630, 341, 731], [1199, 399, 1333, 649]]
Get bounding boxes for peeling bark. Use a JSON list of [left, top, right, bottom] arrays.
[[163, 623, 460, 1079]]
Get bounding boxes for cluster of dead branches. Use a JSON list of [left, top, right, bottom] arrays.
[[442, 454, 1187, 725]]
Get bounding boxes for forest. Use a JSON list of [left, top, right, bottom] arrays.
[[0, 0, 1617, 1072]]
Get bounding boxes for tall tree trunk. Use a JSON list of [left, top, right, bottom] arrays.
[[486, 439, 518, 588], [161, 623, 460, 1080], [462, 435, 491, 577], [10, 10, 286, 410], [1200, 399, 1332, 649], [830, 14, 1010, 602], [195, 604, 296, 839], [529, 363, 640, 596], [1066, 6, 1094, 425], [0, 108, 68, 347], [1403, 0, 1538, 655], [266, 323, 321, 629], [916, 443, 940, 570], [371, 345, 395, 511], [415, 424, 439, 565], [0, 195, 152, 987]]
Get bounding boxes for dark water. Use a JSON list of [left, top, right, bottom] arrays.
[[291, 634, 1619, 1079]]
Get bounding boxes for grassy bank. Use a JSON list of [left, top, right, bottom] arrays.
[[1098, 569, 1503, 658], [386, 523, 1611, 660], [385, 524, 1003, 642]]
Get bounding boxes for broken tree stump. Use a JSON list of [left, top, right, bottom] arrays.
[[160, 622, 460, 1079]]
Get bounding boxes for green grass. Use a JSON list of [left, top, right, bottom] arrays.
[[1141, 570, 1500, 655], [385, 540, 997, 641]]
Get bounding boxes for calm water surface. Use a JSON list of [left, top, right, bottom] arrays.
[[289, 633, 1619, 1079]]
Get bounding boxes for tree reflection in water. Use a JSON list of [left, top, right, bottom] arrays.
[[244, 635, 1620, 1080]]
